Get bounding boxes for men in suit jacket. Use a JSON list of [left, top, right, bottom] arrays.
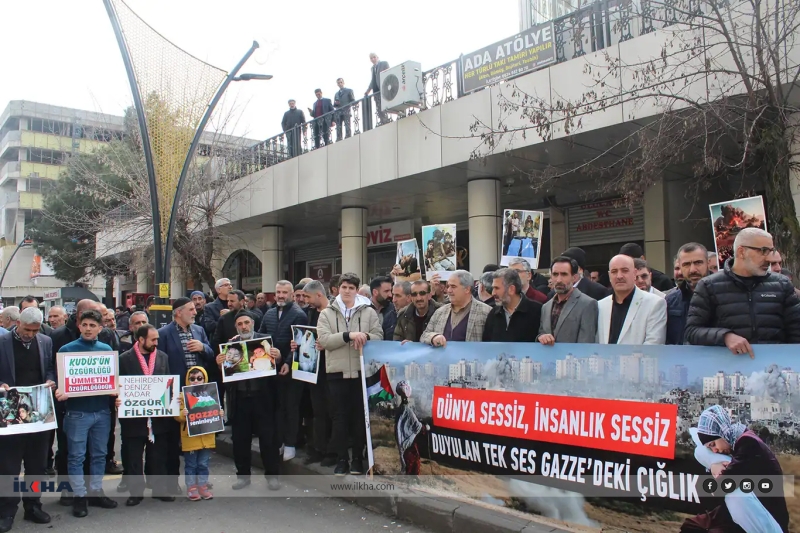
[[308, 89, 335, 148], [537, 257, 598, 344], [421, 271, 491, 347], [334, 78, 355, 140], [0, 307, 56, 528], [597, 255, 667, 345], [558, 247, 610, 301], [365, 53, 390, 125]]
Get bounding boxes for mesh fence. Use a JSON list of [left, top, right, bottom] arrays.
[[110, 0, 227, 241]]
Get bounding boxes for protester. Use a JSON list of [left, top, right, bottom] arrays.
[[560, 247, 609, 300], [507, 258, 547, 304], [394, 280, 440, 342], [597, 255, 667, 344], [176, 365, 221, 501], [483, 268, 542, 342], [114, 306, 130, 332], [365, 53, 390, 125], [118, 324, 174, 506], [768, 249, 783, 273], [684, 228, 800, 354], [47, 306, 67, 329], [328, 275, 341, 302], [294, 283, 309, 311], [0, 307, 55, 531], [317, 272, 382, 475], [589, 271, 600, 283], [619, 243, 675, 291], [20, 297, 51, 336], [477, 272, 495, 306], [392, 281, 412, 313], [244, 294, 264, 326], [633, 258, 665, 298], [707, 251, 719, 274], [201, 278, 232, 341], [281, 99, 305, 157], [54, 309, 119, 517], [215, 290, 247, 350], [537, 256, 598, 344], [308, 89, 334, 148], [369, 276, 397, 339], [256, 292, 270, 314], [0, 308, 19, 331], [333, 77, 355, 140], [674, 256, 685, 283], [421, 271, 491, 346], [358, 285, 371, 299], [258, 281, 309, 462], [191, 291, 207, 329], [666, 243, 709, 345]]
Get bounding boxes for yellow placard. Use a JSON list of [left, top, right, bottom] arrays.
[[158, 283, 170, 299]]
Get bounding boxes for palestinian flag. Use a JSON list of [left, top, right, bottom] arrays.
[[365, 365, 394, 406]]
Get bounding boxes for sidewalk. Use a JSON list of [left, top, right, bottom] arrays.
[[215, 429, 580, 533]]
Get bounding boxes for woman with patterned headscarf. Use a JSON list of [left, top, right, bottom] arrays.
[[680, 405, 788, 533], [394, 380, 427, 476]]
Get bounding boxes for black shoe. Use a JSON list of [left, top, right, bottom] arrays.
[[125, 496, 143, 507], [320, 454, 338, 468], [45, 467, 56, 477], [88, 492, 118, 509], [303, 449, 324, 465], [23, 507, 50, 524], [334, 459, 349, 476], [152, 496, 175, 502], [105, 461, 123, 475], [350, 457, 364, 475], [0, 517, 12, 533], [59, 491, 73, 506], [231, 478, 251, 490], [72, 497, 88, 518], [116, 480, 128, 493]]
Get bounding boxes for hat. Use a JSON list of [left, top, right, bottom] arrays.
[[190, 291, 205, 298], [234, 310, 257, 322], [172, 297, 191, 310], [294, 283, 305, 292], [562, 247, 587, 270], [619, 243, 644, 258], [482, 264, 499, 273]]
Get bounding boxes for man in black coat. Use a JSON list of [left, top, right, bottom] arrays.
[[258, 281, 309, 461], [201, 278, 232, 342], [619, 242, 675, 292], [281, 99, 306, 157], [482, 269, 542, 342], [214, 290, 247, 351], [685, 228, 800, 356], [117, 324, 174, 506], [333, 78, 355, 141], [557, 247, 610, 301], [308, 89, 335, 148]]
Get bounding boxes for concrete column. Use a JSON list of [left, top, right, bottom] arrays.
[[136, 271, 150, 294], [643, 179, 670, 274], [468, 179, 501, 279], [170, 261, 185, 299], [549, 207, 567, 261], [15, 212, 25, 243], [341, 207, 367, 280], [790, 114, 800, 229], [261, 225, 283, 293]]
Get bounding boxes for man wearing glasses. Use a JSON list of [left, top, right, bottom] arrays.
[[685, 227, 800, 356], [393, 281, 441, 342]]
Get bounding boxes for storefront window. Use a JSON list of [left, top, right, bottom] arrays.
[[367, 248, 396, 281]]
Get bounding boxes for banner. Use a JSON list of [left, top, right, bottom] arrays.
[[461, 22, 556, 94], [0, 385, 57, 435], [119, 375, 181, 418], [182, 382, 224, 436], [500, 209, 544, 268], [422, 224, 457, 281], [57, 351, 118, 398], [709, 196, 767, 268], [220, 337, 276, 382], [393, 239, 422, 282], [363, 341, 798, 518]]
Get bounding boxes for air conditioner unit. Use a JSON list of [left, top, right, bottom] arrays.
[[380, 61, 423, 113]]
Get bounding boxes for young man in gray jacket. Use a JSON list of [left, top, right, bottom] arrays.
[[317, 272, 382, 476]]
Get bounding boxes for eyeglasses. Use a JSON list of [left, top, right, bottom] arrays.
[[741, 245, 777, 256], [410, 291, 429, 297], [188, 377, 204, 382]]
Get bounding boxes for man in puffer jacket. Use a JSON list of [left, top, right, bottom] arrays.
[[685, 228, 800, 356], [317, 272, 382, 477]]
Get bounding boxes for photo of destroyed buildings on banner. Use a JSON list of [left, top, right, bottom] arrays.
[[363, 342, 800, 528]]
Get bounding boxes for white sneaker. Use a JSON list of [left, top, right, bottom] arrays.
[[283, 446, 296, 461]]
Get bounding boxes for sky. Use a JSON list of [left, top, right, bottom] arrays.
[[0, 0, 520, 141]]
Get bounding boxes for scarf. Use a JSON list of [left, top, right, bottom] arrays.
[[697, 405, 747, 449], [133, 342, 157, 442], [12, 329, 33, 350]]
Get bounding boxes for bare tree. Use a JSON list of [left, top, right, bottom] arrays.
[[469, 0, 800, 270]]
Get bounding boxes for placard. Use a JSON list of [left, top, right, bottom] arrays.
[[119, 375, 181, 418], [57, 351, 118, 398], [291, 326, 320, 384], [182, 382, 224, 437], [500, 209, 544, 268], [220, 337, 276, 382], [394, 239, 422, 282], [709, 196, 767, 268], [422, 224, 457, 281], [0, 384, 57, 435]]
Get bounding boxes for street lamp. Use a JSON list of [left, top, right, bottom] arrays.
[[0, 238, 33, 302], [233, 73, 273, 81]]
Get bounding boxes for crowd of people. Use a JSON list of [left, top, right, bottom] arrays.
[[0, 226, 796, 531]]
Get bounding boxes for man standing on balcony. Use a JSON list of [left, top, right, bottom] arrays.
[[281, 99, 305, 157], [308, 89, 334, 149], [365, 53, 390, 125], [334, 78, 355, 141]]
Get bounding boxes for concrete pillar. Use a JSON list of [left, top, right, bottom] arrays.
[[643, 179, 670, 274], [15, 212, 25, 243], [341, 207, 367, 281], [261, 225, 283, 292], [790, 114, 800, 228], [468, 179, 501, 279], [136, 271, 150, 294], [170, 261, 185, 300], [549, 207, 567, 261]]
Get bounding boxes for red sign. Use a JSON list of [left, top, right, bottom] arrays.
[[432, 386, 677, 459], [365, 220, 413, 248]]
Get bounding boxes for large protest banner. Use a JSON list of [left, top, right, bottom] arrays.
[[119, 375, 181, 418], [363, 342, 798, 524], [57, 351, 118, 397]]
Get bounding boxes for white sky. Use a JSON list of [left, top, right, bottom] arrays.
[[0, 0, 520, 141]]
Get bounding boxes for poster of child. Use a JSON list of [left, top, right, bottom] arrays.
[[220, 336, 276, 382]]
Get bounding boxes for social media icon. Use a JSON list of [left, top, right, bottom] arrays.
[[759, 479, 773, 493], [740, 479, 753, 493], [703, 479, 718, 493], [721, 478, 736, 493]]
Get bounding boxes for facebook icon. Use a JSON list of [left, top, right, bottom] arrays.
[[703, 478, 718, 493]]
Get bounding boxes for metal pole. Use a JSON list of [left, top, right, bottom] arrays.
[[102, 0, 164, 297], [0, 238, 30, 301], [162, 41, 260, 292]]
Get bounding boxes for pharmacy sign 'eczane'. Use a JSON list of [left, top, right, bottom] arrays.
[[461, 22, 556, 94]]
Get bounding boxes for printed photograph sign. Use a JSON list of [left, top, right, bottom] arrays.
[[393, 239, 422, 282], [119, 375, 181, 418], [422, 224, 457, 281], [500, 209, 544, 268], [291, 326, 320, 384], [709, 196, 767, 268], [220, 337, 276, 382], [182, 382, 224, 437], [57, 351, 118, 398], [0, 385, 56, 435]]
